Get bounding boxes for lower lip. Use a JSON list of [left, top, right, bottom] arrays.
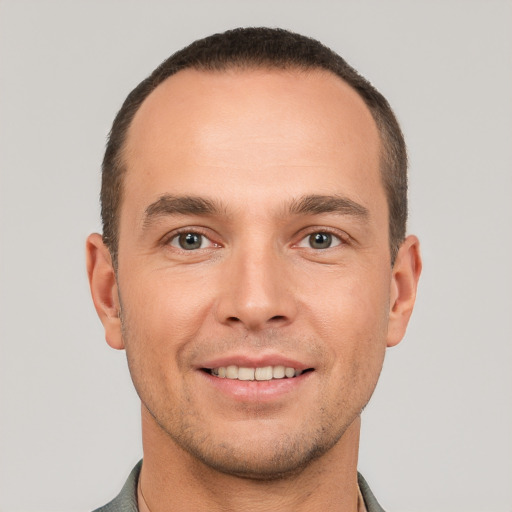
[[198, 370, 313, 402]]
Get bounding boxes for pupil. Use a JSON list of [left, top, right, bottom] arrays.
[[310, 232, 331, 249], [180, 233, 201, 250]]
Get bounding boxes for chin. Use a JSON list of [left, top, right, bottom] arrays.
[[188, 444, 326, 481], [167, 420, 348, 481]]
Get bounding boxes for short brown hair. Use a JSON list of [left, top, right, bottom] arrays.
[[101, 27, 407, 267]]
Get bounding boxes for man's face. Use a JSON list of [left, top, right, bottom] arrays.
[[109, 68, 403, 477]]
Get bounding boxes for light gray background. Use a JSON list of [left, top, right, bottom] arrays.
[[1, 1, 511, 511]]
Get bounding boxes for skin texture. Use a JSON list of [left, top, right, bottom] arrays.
[[87, 68, 421, 511]]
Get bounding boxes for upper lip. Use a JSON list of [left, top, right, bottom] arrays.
[[196, 353, 314, 371]]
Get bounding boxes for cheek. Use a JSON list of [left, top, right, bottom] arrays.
[[301, 265, 391, 376], [125, 267, 215, 328], [118, 268, 219, 376], [118, 274, 215, 413], [313, 289, 388, 419]]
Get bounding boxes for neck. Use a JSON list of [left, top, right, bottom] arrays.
[[138, 405, 362, 512]]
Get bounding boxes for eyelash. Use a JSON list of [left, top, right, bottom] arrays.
[[162, 228, 220, 251], [296, 232, 342, 250], [294, 227, 349, 250], [162, 227, 349, 251]]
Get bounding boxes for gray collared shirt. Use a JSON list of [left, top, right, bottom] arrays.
[[93, 460, 386, 512]]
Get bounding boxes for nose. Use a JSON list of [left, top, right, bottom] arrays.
[[215, 245, 297, 331]]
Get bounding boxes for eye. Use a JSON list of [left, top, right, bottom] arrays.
[[169, 232, 216, 250], [297, 232, 343, 250]]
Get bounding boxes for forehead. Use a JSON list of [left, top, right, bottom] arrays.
[[122, 67, 383, 214]]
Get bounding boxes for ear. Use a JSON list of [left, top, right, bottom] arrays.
[[386, 235, 422, 347], [86, 233, 124, 350]]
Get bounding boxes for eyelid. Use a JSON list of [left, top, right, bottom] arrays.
[[159, 225, 350, 251], [161, 227, 221, 250], [293, 227, 350, 249]]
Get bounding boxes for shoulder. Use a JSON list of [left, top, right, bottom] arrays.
[[358, 472, 387, 512], [92, 461, 142, 512]]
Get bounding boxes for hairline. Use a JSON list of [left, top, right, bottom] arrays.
[[107, 63, 403, 268]]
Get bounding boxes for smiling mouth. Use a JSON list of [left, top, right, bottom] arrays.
[[203, 365, 314, 381]]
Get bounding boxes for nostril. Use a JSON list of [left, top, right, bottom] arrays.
[[223, 314, 289, 329]]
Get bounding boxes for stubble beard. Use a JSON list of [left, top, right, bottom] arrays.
[[140, 392, 357, 481], [127, 347, 364, 482], [119, 305, 378, 482]]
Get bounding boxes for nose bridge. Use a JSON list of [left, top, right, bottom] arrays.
[[216, 237, 296, 330]]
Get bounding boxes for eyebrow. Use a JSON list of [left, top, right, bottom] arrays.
[[142, 192, 369, 229], [143, 195, 224, 228], [288, 194, 369, 218]]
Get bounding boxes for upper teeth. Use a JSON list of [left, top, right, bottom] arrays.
[[211, 365, 301, 381]]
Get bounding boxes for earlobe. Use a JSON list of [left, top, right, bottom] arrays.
[[86, 233, 124, 350], [386, 235, 422, 347]]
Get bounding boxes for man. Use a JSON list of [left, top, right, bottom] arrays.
[[87, 27, 421, 512]]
